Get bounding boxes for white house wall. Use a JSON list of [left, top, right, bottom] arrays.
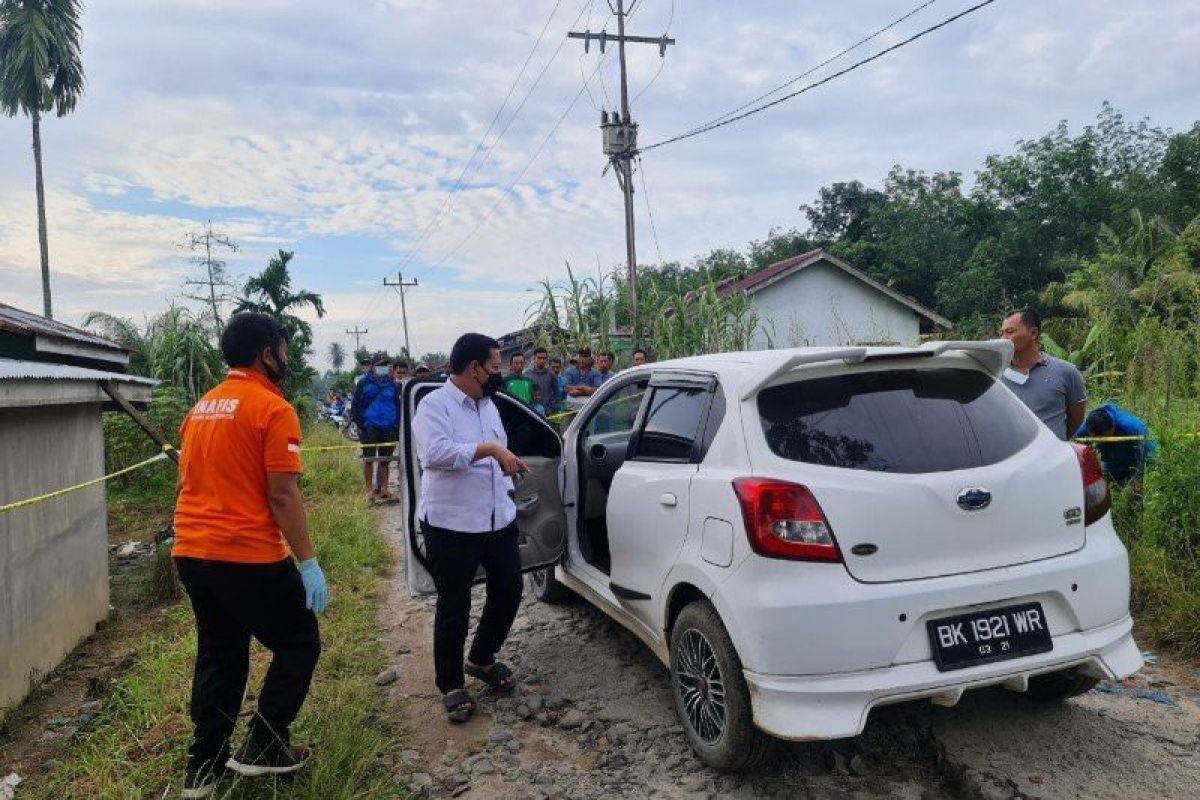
[[748, 261, 921, 348], [0, 403, 109, 712]]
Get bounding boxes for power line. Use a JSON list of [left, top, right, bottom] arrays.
[[636, 156, 663, 265], [674, 0, 938, 139], [414, 52, 615, 282], [641, 0, 998, 154], [393, 0, 569, 273], [630, 0, 675, 107]]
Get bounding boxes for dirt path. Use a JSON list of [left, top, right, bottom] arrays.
[[377, 503, 1200, 799]]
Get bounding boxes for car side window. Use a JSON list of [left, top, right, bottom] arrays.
[[630, 386, 710, 462], [582, 380, 649, 440]]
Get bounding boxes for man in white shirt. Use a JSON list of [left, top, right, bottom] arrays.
[[410, 333, 529, 722]]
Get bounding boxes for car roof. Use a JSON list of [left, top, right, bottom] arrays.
[[626, 340, 1013, 401]]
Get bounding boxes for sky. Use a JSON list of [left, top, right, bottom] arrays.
[[1, 0, 1197, 367]]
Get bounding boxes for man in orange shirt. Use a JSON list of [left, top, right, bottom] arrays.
[[173, 312, 327, 798]]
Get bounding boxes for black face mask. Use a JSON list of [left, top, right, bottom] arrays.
[[479, 367, 504, 397], [264, 347, 288, 386]]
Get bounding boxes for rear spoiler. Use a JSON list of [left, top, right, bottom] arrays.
[[740, 339, 1013, 401]]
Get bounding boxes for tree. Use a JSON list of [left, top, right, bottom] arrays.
[[0, 0, 85, 319], [181, 220, 239, 331], [235, 250, 326, 397], [83, 307, 224, 402], [327, 341, 346, 372]]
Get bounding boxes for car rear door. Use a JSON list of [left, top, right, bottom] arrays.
[[750, 359, 1085, 583], [400, 380, 568, 596], [606, 372, 720, 627]]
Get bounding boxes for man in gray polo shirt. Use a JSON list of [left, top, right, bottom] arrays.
[[999, 308, 1087, 440]]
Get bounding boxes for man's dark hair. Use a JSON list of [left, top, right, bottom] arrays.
[[1086, 407, 1115, 435], [598, 351, 614, 360], [393, 359, 410, 370], [632, 348, 647, 358], [1013, 307, 1042, 331], [450, 333, 499, 374], [577, 346, 592, 358], [220, 312, 288, 368], [510, 352, 526, 364], [533, 347, 548, 357]]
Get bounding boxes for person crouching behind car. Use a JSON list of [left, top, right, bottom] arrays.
[[411, 333, 529, 723], [1076, 403, 1156, 487]]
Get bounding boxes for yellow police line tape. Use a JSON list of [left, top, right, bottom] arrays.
[[2, 429, 1187, 515], [0, 451, 171, 514], [0, 440, 400, 515]]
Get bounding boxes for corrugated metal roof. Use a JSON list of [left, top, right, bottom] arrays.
[[0, 358, 157, 385], [0, 303, 129, 352]]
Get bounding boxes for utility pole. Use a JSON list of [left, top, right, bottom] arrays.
[[570, 0, 675, 349], [345, 326, 369, 352], [383, 272, 419, 359]]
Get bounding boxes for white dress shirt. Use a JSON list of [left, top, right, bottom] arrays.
[[411, 379, 516, 533]]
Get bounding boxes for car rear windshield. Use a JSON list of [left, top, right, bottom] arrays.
[[757, 367, 1039, 473]]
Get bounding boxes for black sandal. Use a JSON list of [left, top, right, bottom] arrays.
[[442, 689, 476, 723], [465, 660, 515, 692]]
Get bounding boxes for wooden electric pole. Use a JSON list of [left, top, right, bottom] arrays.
[[345, 326, 369, 352], [383, 272, 419, 359], [569, 0, 675, 349]]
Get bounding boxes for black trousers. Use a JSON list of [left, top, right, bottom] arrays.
[[175, 557, 321, 769], [422, 521, 523, 694]]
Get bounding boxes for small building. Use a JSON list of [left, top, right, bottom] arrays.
[[0, 303, 155, 713], [718, 249, 952, 348]]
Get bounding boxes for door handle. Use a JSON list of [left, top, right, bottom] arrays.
[[659, 493, 677, 507], [516, 493, 540, 515]]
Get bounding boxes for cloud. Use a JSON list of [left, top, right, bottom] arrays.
[[1, 0, 1197, 357]]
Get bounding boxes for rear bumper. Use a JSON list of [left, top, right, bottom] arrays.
[[745, 615, 1141, 740]]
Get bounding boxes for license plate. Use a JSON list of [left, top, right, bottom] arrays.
[[927, 602, 1052, 671]]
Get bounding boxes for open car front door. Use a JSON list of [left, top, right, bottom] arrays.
[[400, 379, 568, 596]]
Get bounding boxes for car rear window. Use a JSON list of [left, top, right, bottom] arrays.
[[757, 367, 1038, 473]]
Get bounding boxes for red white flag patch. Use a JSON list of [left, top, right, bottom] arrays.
[[287, 437, 301, 454]]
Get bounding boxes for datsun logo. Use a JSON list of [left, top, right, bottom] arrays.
[[956, 487, 992, 511]]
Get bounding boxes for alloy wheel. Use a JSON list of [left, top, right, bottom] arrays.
[[674, 628, 726, 743]]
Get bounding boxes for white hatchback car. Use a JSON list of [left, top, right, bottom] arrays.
[[399, 340, 1142, 771]]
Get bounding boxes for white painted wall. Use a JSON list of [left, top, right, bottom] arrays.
[[747, 261, 922, 348], [0, 403, 108, 713]]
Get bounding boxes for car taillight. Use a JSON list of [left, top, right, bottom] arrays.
[[732, 478, 841, 562], [1070, 442, 1110, 525]]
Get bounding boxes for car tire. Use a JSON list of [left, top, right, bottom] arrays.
[[1025, 669, 1099, 702], [669, 601, 774, 772], [528, 566, 572, 604]]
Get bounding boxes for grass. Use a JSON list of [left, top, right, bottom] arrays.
[[27, 426, 407, 799], [1107, 413, 1200, 658]]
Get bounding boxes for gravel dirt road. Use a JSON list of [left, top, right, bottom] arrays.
[[376, 505, 1200, 799]]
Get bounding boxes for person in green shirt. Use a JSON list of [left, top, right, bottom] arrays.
[[503, 352, 536, 406]]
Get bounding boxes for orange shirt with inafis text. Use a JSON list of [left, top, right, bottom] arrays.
[[172, 368, 303, 563]]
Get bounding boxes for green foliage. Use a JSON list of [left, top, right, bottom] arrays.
[[84, 307, 224, 402], [236, 249, 326, 400], [327, 341, 346, 372], [0, 0, 85, 119]]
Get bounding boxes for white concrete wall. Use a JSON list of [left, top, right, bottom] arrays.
[[0, 404, 108, 712], [748, 261, 922, 349]]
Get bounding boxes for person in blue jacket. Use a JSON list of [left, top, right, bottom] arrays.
[[352, 357, 400, 499], [1075, 403, 1156, 486]]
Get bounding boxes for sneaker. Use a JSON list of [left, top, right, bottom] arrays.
[[181, 761, 223, 798], [226, 740, 312, 777]]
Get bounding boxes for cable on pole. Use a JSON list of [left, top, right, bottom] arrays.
[[641, 0, 997, 154], [636, 156, 664, 266]]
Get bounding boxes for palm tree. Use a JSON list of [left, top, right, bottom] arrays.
[[327, 341, 346, 372], [235, 250, 326, 344], [0, 0, 85, 319]]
